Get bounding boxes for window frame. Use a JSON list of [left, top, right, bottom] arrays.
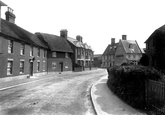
[[7, 60, 13, 75], [37, 61, 40, 72], [20, 60, 24, 74], [8, 40, 13, 54], [52, 52, 57, 57], [20, 43, 25, 55], [30, 46, 33, 56]]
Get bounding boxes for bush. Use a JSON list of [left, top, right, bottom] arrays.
[[107, 65, 163, 110]]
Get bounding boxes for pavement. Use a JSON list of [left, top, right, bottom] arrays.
[[90, 75, 147, 115]]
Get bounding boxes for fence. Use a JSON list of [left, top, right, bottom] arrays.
[[146, 79, 165, 113]]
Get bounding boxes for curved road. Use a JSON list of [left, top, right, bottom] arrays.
[[0, 69, 107, 115]]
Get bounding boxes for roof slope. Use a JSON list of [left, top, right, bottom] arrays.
[[36, 33, 73, 53], [102, 43, 118, 55], [145, 24, 165, 43], [67, 37, 84, 48], [1, 19, 47, 48], [121, 40, 141, 54]]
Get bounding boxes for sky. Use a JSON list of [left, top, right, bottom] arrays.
[[1, 0, 165, 54]]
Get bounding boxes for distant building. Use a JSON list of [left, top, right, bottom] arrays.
[[101, 38, 118, 68], [67, 35, 94, 71], [0, 7, 48, 79], [93, 54, 102, 68], [35, 30, 73, 73], [115, 35, 142, 65], [145, 24, 165, 71]]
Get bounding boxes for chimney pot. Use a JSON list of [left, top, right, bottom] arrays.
[[76, 35, 83, 42], [111, 38, 115, 45], [60, 29, 68, 39], [122, 35, 127, 40], [5, 7, 16, 23]]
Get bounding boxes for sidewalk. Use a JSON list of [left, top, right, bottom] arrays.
[[91, 75, 147, 115]]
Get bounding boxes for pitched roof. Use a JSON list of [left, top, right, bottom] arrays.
[[121, 40, 142, 54], [35, 32, 73, 53], [145, 24, 165, 43], [102, 43, 118, 55], [1, 19, 47, 48], [67, 37, 84, 48]]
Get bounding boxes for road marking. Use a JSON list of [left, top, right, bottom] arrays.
[[0, 76, 54, 91]]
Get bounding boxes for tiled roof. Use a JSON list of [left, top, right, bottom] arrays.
[[1, 19, 47, 48], [67, 37, 84, 48], [102, 43, 118, 55], [35, 33, 73, 53], [67, 37, 93, 51], [121, 40, 141, 54]]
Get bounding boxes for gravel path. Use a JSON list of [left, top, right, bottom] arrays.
[[0, 69, 107, 115]]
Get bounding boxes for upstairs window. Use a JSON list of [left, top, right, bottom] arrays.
[[52, 52, 57, 57], [37, 48, 40, 57], [20, 43, 25, 55], [65, 52, 68, 58], [43, 50, 47, 58], [8, 40, 13, 53], [30, 46, 33, 56]]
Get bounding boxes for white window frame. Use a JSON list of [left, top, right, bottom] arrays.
[[20, 60, 24, 74], [7, 59, 13, 75], [20, 43, 25, 55], [8, 40, 13, 53], [30, 46, 33, 56]]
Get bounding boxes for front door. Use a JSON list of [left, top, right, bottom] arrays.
[[29, 62, 33, 76], [59, 62, 63, 72]]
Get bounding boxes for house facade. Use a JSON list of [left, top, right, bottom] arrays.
[[67, 35, 94, 71], [0, 7, 48, 79], [145, 24, 165, 71], [93, 54, 102, 68], [35, 30, 73, 73], [115, 35, 142, 65], [101, 38, 118, 68]]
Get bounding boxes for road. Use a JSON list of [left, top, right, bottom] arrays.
[[0, 69, 107, 115]]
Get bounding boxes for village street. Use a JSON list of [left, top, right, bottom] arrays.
[[0, 69, 107, 115]]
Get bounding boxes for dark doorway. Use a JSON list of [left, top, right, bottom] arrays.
[[59, 62, 63, 72], [29, 62, 33, 76]]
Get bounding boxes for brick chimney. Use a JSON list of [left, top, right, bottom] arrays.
[[111, 38, 115, 45], [122, 35, 127, 40], [76, 35, 83, 42], [0, 1, 7, 32], [60, 29, 68, 39], [5, 7, 16, 23]]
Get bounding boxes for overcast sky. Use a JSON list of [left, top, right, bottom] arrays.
[[1, 0, 165, 54]]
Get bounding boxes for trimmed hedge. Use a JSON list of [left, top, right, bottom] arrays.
[[107, 65, 163, 110]]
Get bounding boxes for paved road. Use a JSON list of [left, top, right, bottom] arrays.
[[0, 69, 107, 115]]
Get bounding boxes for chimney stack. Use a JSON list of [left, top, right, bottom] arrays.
[[60, 29, 68, 39], [5, 7, 16, 23], [0, 1, 7, 32], [76, 35, 83, 42], [111, 38, 115, 45], [122, 35, 127, 40]]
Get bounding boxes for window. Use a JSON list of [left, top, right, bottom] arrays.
[[20, 61, 24, 74], [52, 52, 57, 57], [133, 55, 136, 58], [128, 55, 131, 58], [30, 46, 33, 56], [37, 61, 40, 72], [7, 60, 13, 75], [78, 48, 80, 55], [37, 48, 40, 57], [20, 43, 25, 55], [8, 40, 13, 53], [52, 62, 56, 69], [43, 50, 47, 58], [43, 61, 46, 71], [65, 52, 68, 58]]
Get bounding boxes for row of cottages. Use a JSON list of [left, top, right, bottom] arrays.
[[145, 24, 165, 71], [101, 35, 142, 68], [67, 35, 94, 71], [0, 2, 94, 80]]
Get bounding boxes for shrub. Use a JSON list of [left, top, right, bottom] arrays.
[[107, 65, 163, 110]]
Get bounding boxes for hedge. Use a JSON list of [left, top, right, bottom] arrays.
[[107, 65, 163, 110]]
